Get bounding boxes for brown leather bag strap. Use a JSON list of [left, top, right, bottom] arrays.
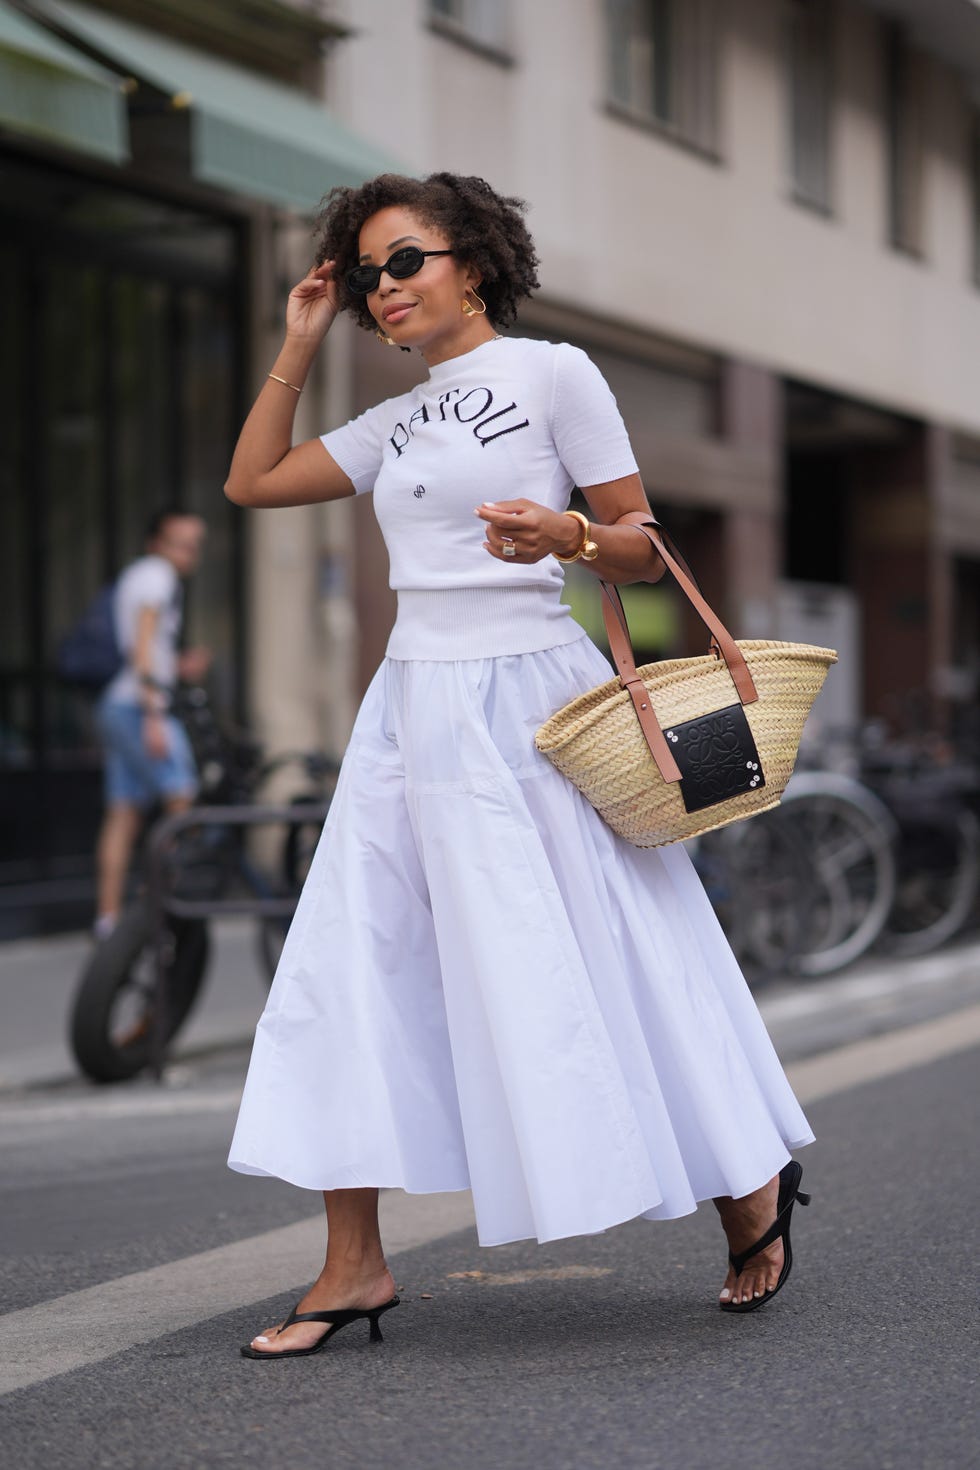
[[618, 512, 722, 660], [590, 512, 759, 785], [600, 582, 682, 784], [615, 512, 758, 705]]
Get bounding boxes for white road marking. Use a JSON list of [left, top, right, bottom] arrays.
[[785, 1001, 980, 1105], [1, 1003, 978, 1398], [0, 1190, 476, 1397], [0, 1088, 244, 1127]]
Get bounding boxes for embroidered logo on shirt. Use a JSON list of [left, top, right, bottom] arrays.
[[414, 484, 426, 499], [388, 386, 530, 459]]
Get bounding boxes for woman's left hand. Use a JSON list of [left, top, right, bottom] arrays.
[[475, 499, 582, 563]]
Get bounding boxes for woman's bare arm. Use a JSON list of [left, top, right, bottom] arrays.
[[224, 263, 355, 509], [579, 473, 665, 585]]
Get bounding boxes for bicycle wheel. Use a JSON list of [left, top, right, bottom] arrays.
[[69, 904, 210, 1083], [281, 801, 328, 891], [256, 914, 288, 986], [778, 773, 897, 976], [707, 810, 813, 980], [252, 800, 329, 985], [877, 808, 980, 957]]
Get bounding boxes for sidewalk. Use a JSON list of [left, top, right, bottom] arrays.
[[1, 916, 979, 1093], [0, 917, 268, 1093]]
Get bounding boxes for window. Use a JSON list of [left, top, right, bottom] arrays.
[[786, 0, 833, 212], [608, 0, 672, 126], [884, 21, 924, 256], [429, 0, 511, 59], [606, 0, 719, 155]]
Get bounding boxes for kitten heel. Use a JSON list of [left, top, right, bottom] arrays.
[[368, 1309, 386, 1343]]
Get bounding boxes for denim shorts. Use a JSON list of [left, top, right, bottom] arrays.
[[97, 698, 198, 808]]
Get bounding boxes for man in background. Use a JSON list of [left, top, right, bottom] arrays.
[[94, 508, 210, 939]]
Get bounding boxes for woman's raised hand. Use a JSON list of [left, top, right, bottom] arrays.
[[285, 262, 341, 342]]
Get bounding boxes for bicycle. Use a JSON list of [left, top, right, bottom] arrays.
[[776, 770, 898, 975], [719, 724, 980, 976], [68, 686, 338, 1084], [857, 726, 980, 958], [689, 811, 814, 983], [691, 766, 899, 981]]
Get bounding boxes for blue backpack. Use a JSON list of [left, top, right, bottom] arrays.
[[56, 583, 124, 691]]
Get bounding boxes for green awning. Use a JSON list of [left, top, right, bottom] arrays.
[[36, 0, 398, 212], [0, 0, 127, 162]]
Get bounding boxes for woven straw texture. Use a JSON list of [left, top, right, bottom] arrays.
[[535, 639, 837, 848]]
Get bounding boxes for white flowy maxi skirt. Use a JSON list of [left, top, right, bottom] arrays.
[[228, 632, 814, 1247]]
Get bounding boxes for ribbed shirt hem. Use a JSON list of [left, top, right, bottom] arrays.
[[386, 586, 586, 661]]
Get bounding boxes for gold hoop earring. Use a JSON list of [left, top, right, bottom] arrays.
[[461, 290, 487, 317], [375, 327, 397, 347]]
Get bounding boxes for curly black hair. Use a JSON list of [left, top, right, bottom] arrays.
[[312, 172, 540, 332]]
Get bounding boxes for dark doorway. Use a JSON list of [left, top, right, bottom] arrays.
[[0, 153, 247, 936], [783, 381, 927, 728]]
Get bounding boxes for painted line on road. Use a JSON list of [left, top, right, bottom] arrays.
[[0, 1189, 477, 1398], [785, 1000, 980, 1106], [2, 1003, 979, 1399], [0, 1087, 245, 1127]]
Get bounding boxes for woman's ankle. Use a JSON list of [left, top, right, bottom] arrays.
[[323, 1248, 388, 1274], [301, 1261, 395, 1310], [317, 1256, 391, 1286]]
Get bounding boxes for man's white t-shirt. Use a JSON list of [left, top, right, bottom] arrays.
[[104, 554, 182, 706]]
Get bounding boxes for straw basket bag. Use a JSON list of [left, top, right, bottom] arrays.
[[535, 514, 837, 848]]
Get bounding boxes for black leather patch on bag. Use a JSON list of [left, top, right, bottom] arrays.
[[663, 704, 765, 814]]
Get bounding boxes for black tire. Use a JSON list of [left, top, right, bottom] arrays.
[[253, 801, 327, 985], [877, 809, 980, 957], [256, 915, 288, 987], [256, 794, 333, 987], [711, 810, 813, 981], [69, 904, 210, 1084], [778, 773, 897, 976], [281, 803, 327, 891]]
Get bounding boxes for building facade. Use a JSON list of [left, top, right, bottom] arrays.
[[2, 0, 980, 932], [323, 0, 980, 743]]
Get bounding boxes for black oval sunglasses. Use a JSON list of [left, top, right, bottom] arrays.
[[346, 247, 453, 295]]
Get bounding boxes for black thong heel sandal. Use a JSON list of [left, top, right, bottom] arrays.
[[240, 1295, 400, 1359], [719, 1160, 811, 1315]]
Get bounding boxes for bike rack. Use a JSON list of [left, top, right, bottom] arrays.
[[144, 801, 332, 1079]]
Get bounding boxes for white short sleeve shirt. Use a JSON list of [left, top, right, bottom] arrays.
[[104, 554, 182, 706], [320, 337, 639, 595]]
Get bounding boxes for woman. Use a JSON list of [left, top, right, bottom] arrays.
[[225, 173, 813, 1359]]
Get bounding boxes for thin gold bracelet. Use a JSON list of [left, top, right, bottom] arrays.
[[267, 372, 303, 394]]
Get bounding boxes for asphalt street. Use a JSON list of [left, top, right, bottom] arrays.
[[1, 936, 979, 1469]]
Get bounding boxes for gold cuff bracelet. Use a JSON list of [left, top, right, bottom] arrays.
[[553, 509, 599, 563]]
